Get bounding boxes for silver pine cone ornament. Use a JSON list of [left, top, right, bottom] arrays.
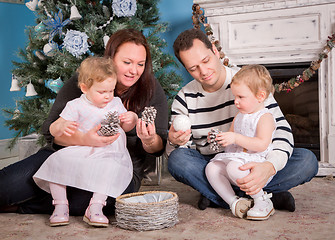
[[141, 106, 157, 124], [97, 111, 120, 136], [209, 128, 224, 152]]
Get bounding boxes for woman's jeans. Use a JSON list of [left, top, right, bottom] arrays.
[[168, 147, 319, 208], [0, 148, 134, 215]]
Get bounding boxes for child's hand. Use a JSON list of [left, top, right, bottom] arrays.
[[119, 111, 138, 125], [216, 132, 236, 147], [59, 120, 78, 137]]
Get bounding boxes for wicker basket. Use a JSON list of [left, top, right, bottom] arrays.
[[115, 191, 179, 231]]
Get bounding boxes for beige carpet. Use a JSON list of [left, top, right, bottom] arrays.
[[0, 176, 334, 240]]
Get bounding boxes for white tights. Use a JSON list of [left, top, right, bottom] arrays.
[[205, 160, 264, 207], [49, 182, 107, 213]]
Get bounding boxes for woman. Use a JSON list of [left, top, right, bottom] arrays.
[[0, 29, 168, 215]]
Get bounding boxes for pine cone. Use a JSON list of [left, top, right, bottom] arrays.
[[97, 111, 120, 136], [141, 106, 157, 124], [209, 128, 223, 152]]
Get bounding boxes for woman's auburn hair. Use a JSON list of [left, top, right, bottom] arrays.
[[104, 28, 155, 114]]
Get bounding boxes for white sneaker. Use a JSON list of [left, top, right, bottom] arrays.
[[230, 197, 253, 219], [247, 193, 275, 220]]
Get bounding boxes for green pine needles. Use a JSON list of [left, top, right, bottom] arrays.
[[4, 0, 182, 148]]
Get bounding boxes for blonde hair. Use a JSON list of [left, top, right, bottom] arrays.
[[77, 56, 117, 88], [231, 64, 274, 98]]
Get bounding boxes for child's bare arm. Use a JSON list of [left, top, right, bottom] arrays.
[[217, 113, 275, 152], [50, 117, 78, 137]]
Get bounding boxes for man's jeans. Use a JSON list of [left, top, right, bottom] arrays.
[[168, 148, 319, 208]]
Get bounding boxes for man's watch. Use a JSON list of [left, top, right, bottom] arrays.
[[168, 140, 179, 148]]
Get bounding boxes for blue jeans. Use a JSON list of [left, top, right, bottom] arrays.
[[168, 148, 318, 208]]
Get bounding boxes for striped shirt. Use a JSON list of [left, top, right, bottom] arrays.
[[171, 65, 294, 172]]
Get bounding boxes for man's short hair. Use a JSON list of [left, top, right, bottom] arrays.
[[173, 28, 213, 65]]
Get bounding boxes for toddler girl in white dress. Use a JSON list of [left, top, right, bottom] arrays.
[[206, 64, 276, 220], [34, 57, 138, 227]]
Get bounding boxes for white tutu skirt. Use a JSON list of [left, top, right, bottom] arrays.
[[211, 151, 266, 165], [33, 134, 133, 198], [211, 151, 273, 185]]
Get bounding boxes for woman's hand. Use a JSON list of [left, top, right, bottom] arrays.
[[136, 119, 156, 145], [136, 119, 163, 153], [54, 124, 120, 147], [84, 124, 121, 147]]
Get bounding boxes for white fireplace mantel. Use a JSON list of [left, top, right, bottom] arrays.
[[194, 0, 335, 175]]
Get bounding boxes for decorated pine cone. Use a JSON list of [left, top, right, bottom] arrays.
[[209, 128, 223, 152], [97, 111, 120, 136], [192, 4, 199, 12], [141, 106, 157, 125], [310, 61, 320, 71]]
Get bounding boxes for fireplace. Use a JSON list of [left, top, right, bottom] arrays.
[[265, 62, 320, 159], [194, 0, 335, 175]]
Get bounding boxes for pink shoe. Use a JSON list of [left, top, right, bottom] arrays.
[[83, 199, 109, 227], [50, 200, 69, 227]]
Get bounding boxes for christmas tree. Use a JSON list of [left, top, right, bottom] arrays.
[[3, 0, 182, 148]]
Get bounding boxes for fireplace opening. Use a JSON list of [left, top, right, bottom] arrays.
[[263, 62, 320, 160]]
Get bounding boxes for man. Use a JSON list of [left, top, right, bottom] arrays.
[[168, 28, 318, 212]]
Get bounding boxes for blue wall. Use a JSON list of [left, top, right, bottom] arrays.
[[0, 2, 36, 140], [0, 0, 194, 140]]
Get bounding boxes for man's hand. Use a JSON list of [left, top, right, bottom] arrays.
[[168, 124, 191, 146], [236, 161, 276, 195]]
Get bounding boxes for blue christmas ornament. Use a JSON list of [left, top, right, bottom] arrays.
[[45, 77, 64, 93], [35, 22, 46, 33], [43, 9, 71, 42]]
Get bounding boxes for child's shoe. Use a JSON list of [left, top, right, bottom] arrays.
[[50, 200, 69, 227], [247, 192, 275, 220], [83, 198, 109, 227], [230, 197, 253, 218]]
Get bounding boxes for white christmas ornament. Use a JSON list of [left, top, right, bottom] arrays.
[[70, 5, 82, 20], [26, 82, 38, 97], [10, 74, 21, 91], [43, 42, 57, 57], [38, 0, 44, 8], [25, 0, 38, 11], [12, 101, 20, 120], [103, 35, 110, 48], [34, 50, 46, 61], [173, 115, 191, 132]]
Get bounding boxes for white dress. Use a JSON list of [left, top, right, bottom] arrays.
[[211, 108, 275, 165], [33, 94, 133, 198]]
